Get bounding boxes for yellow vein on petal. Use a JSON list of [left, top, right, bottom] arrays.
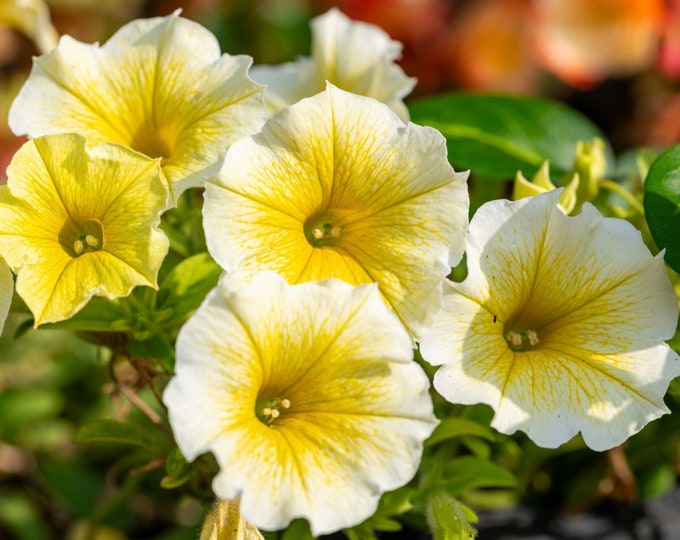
[[536, 256, 663, 331], [213, 184, 306, 222], [33, 140, 74, 223], [36, 58, 123, 138], [276, 287, 374, 398], [276, 428, 312, 504], [330, 180, 456, 228], [287, 409, 434, 422], [223, 295, 269, 382], [539, 345, 661, 407]]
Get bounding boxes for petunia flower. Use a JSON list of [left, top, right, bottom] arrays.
[[251, 8, 416, 122], [0, 257, 12, 335], [0, 0, 58, 53], [419, 190, 680, 451], [203, 84, 469, 339], [0, 133, 169, 326], [8, 11, 266, 197], [163, 272, 437, 535]]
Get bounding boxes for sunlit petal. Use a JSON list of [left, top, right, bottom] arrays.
[[420, 191, 680, 450], [9, 11, 266, 196], [0, 0, 58, 53], [204, 84, 469, 338], [251, 8, 415, 121], [0, 134, 169, 325], [164, 272, 437, 535]]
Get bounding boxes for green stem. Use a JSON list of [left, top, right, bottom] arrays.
[[598, 179, 644, 216]]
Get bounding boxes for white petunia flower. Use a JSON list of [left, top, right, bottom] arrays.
[[164, 272, 437, 535], [9, 11, 266, 197], [203, 84, 469, 340], [420, 190, 680, 451], [251, 8, 416, 121]]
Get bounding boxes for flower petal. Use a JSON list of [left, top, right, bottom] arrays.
[[0, 0, 58, 53], [251, 8, 415, 121], [0, 133, 169, 325], [164, 272, 437, 535], [9, 11, 266, 195], [0, 257, 12, 335], [420, 191, 680, 450], [204, 84, 469, 338]]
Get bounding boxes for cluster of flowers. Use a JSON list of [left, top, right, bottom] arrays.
[[0, 6, 678, 537]]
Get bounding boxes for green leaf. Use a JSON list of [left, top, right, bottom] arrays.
[[280, 519, 314, 540], [165, 447, 188, 476], [644, 145, 680, 272], [426, 493, 478, 540], [160, 471, 192, 489], [408, 93, 611, 180], [425, 418, 495, 447], [161, 449, 192, 489], [157, 252, 222, 322], [436, 456, 518, 496], [74, 419, 170, 455], [39, 297, 130, 332], [345, 488, 415, 539]]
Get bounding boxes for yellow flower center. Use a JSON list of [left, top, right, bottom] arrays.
[[504, 328, 540, 352], [59, 218, 104, 258], [129, 122, 176, 160], [255, 396, 291, 425], [304, 211, 343, 246]]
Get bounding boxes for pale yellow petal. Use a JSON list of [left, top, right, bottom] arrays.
[[205, 85, 469, 337], [251, 8, 415, 121], [420, 191, 680, 450], [9, 12, 266, 195], [0, 0, 58, 52], [200, 499, 264, 540], [0, 134, 169, 325], [522, 203, 677, 343], [310, 8, 416, 121], [0, 257, 12, 335], [455, 191, 559, 321], [164, 273, 436, 535]]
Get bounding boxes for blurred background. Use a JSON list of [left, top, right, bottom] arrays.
[[2, 1, 680, 539]]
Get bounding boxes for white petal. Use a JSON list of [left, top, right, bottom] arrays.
[[420, 191, 680, 450], [164, 273, 437, 535], [0, 258, 13, 335]]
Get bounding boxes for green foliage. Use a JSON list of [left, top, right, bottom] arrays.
[[426, 493, 478, 540], [425, 418, 496, 447], [75, 418, 171, 456], [644, 145, 680, 272], [157, 252, 221, 323], [344, 488, 415, 540], [408, 93, 611, 180]]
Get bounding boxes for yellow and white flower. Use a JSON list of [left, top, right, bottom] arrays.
[[163, 272, 437, 535], [8, 11, 266, 197], [203, 84, 469, 339], [419, 190, 680, 451], [251, 8, 416, 121], [0, 133, 169, 326]]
